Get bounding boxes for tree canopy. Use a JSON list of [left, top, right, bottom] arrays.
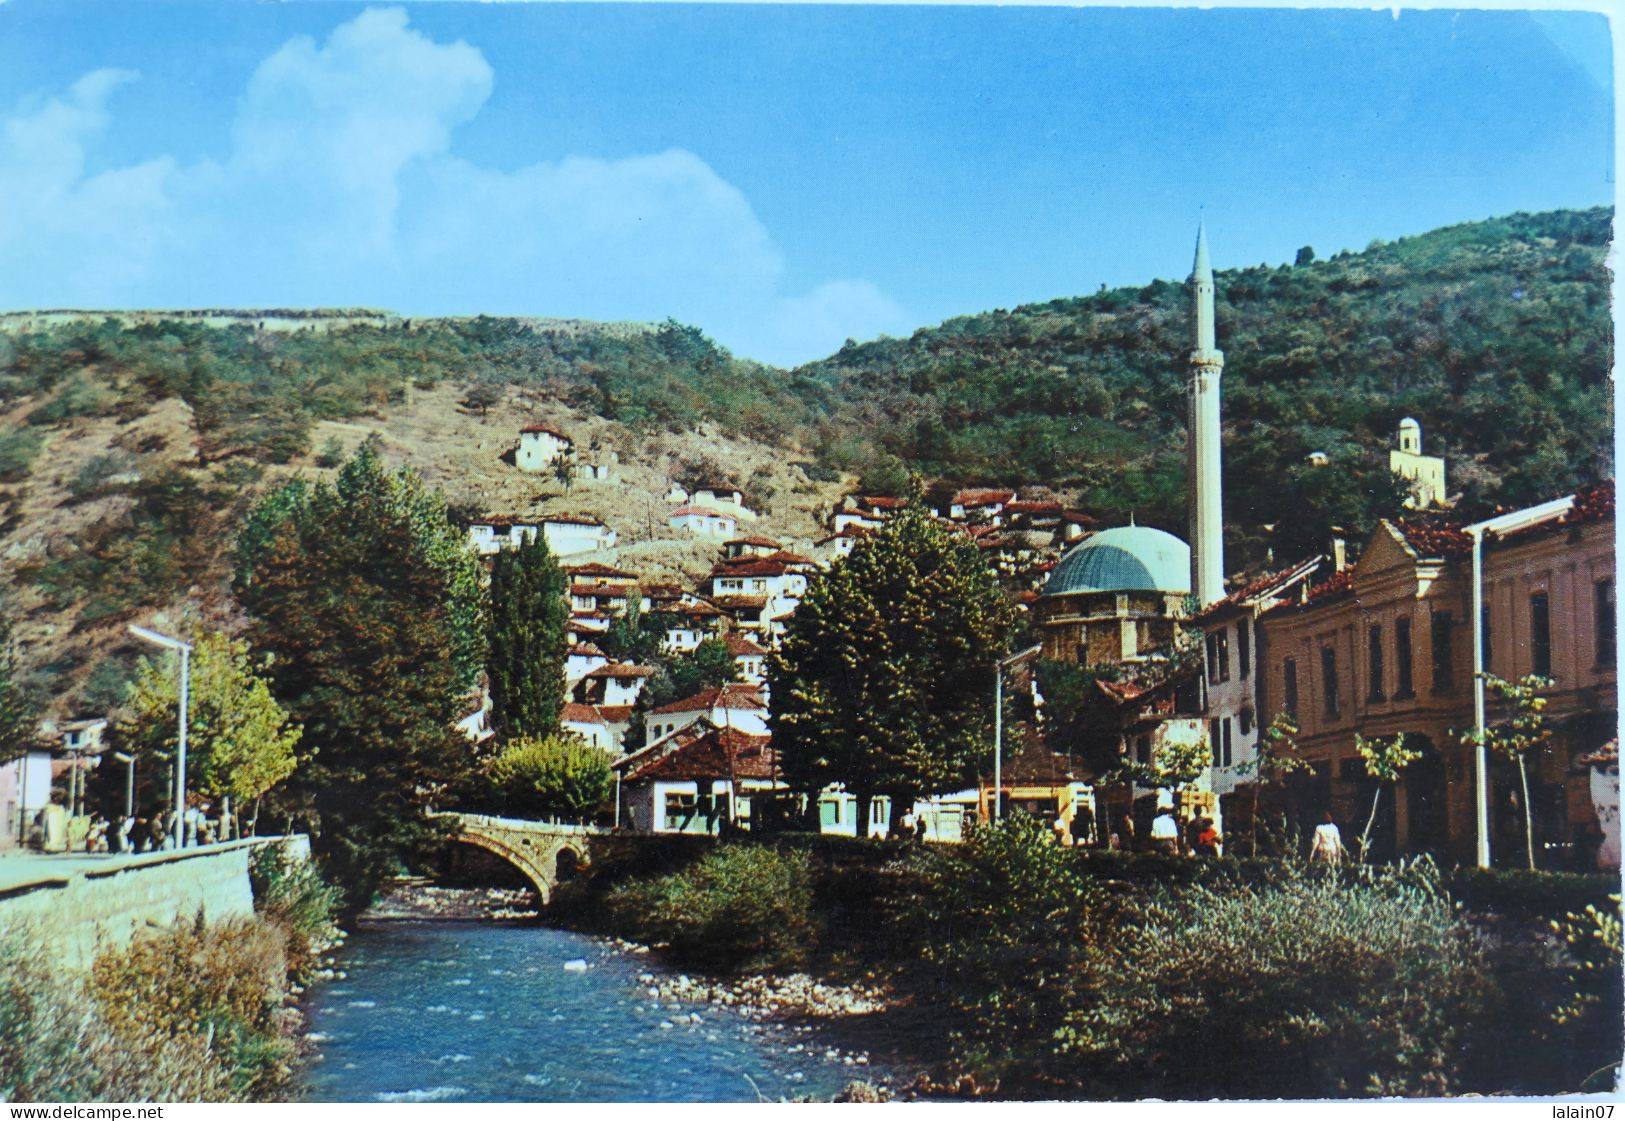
[[234, 442, 478, 905], [486, 532, 569, 741], [769, 506, 1016, 830]]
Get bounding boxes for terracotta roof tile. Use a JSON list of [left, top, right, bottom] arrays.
[[722, 633, 769, 656], [670, 505, 734, 520], [652, 685, 767, 715], [520, 424, 571, 439]]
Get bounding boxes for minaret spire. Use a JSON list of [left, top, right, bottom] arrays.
[[1187, 221, 1225, 607]]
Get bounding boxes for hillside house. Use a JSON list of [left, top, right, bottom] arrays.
[[542, 514, 617, 555], [831, 496, 906, 534], [466, 516, 540, 555], [724, 535, 781, 559], [815, 526, 872, 561], [562, 703, 635, 754], [564, 643, 609, 686], [644, 684, 769, 746], [516, 424, 573, 472], [574, 663, 653, 709], [563, 562, 638, 588], [669, 506, 738, 538], [614, 720, 782, 835], [690, 483, 757, 521], [948, 489, 1017, 523], [659, 599, 729, 653], [1255, 482, 1616, 867], [722, 632, 770, 685], [569, 581, 646, 616]]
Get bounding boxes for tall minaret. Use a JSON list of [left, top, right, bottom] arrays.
[[1187, 221, 1225, 607]]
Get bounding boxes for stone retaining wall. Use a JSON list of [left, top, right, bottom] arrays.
[[0, 836, 308, 969]]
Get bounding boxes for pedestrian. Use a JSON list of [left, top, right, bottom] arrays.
[[1052, 814, 1071, 846], [1150, 808, 1180, 855], [1310, 810, 1345, 865], [87, 813, 109, 853], [1111, 813, 1136, 852], [914, 813, 928, 843], [1070, 808, 1095, 847], [148, 814, 169, 852], [116, 814, 135, 854], [1194, 817, 1222, 857]]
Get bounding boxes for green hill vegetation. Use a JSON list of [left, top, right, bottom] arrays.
[[0, 206, 1612, 707], [794, 206, 1613, 564]]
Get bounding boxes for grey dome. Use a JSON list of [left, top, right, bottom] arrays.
[[1043, 526, 1191, 597]]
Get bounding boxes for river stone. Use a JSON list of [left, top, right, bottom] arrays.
[[563, 959, 588, 972]]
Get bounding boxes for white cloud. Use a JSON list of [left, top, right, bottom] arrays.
[[0, 6, 904, 365]]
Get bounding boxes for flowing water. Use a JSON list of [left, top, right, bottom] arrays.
[[300, 920, 892, 1102]]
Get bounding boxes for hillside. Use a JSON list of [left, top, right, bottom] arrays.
[[0, 206, 1612, 714], [795, 206, 1614, 563]]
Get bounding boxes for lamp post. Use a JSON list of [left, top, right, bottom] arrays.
[[112, 751, 135, 818], [992, 644, 1043, 824], [1463, 495, 1573, 870], [128, 625, 192, 847]]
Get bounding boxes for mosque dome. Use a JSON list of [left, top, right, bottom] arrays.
[[1043, 525, 1191, 598]]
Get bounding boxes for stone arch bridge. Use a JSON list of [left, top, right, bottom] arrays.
[[432, 812, 618, 905]]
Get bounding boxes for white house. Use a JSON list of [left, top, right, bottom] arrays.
[[466, 517, 539, 555], [947, 489, 1017, 523], [565, 642, 610, 687], [816, 527, 871, 561], [660, 599, 729, 654], [690, 484, 757, 521], [574, 663, 653, 709], [669, 506, 737, 538], [614, 720, 782, 835], [542, 514, 617, 555], [1195, 556, 1323, 798], [644, 684, 769, 746], [0, 745, 54, 850], [722, 632, 769, 685], [724, 535, 781, 559], [516, 424, 574, 472], [562, 703, 634, 754]]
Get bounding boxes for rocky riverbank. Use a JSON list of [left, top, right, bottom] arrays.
[[364, 879, 538, 921]]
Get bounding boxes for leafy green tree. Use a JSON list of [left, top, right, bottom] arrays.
[[665, 637, 736, 698], [235, 443, 476, 906], [1355, 732, 1420, 862], [487, 734, 611, 821], [1235, 712, 1310, 854], [770, 506, 1016, 833], [1117, 731, 1210, 801], [1459, 673, 1555, 870], [486, 533, 568, 741], [600, 596, 665, 666], [118, 631, 300, 831]]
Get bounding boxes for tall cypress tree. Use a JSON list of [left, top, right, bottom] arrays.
[[235, 443, 474, 908], [486, 532, 569, 741]]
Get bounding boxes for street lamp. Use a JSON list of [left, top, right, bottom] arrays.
[[1464, 495, 1573, 870], [112, 751, 135, 819], [128, 625, 192, 847], [992, 644, 1043, 824]]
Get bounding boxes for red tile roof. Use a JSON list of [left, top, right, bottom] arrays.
[[620, 725, 779, 783], [545, 513, 607, 527], [652, 684, 767, 715], [520, 424, 571, 439], [711, 593, 769, 611], [1004, 500, 1064, 515], [711, 559, 788, 578], [670, 505, 734, 520], [470, 514, 536, 529], [571, 583, 634, 598], [722, 633, 769, 656], [1196, 557, 1323, 621], [725, 535, 782, 548], [564, 562, 636, 579], [586, 662, 655, 679], [952, 488, 1017, 508], [569, 643, 607, 658], [1392, 516, 1473, 558], [858, 495, 910, 509]]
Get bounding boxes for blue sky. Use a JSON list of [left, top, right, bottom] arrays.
[[0, 3, 1612, 366]]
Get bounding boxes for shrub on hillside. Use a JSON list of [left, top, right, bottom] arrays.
[[1058, 860, 1492, 1099], [606, 844, 817, 973]]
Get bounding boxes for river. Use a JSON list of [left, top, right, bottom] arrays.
[[300, 920, 895, 1102]]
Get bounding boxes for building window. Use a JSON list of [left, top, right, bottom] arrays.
[[1596, 580, 1615, 667], [1482, 605, 1493, 673], [1136, 735, 1151, 765], [1239, 706, 1253, 736], [663, 792, 696, 827], [1237, 619, 1251, 680], [1283, 658, 1298, 718], [1395, 617, 1413, 698], [1430, 611, 1454, 694], [1216, 629, 1229, 682], [1222, 719, 1234, 767], [1530, 592, 1552, 678], [1321, 646, 1339, 719], [1367, 625, 1385, 702], [1210, 719, 1223, 767]]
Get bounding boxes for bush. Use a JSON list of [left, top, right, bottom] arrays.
[[913, 816, 1112, 1085], [250, 846, 343, 981], [1447, 867, 1618, 920], [606, 844, 818, 972], [1058, 860, 1493, 1098], [486, 734, 612, 821], [90, 915, 297, 1099]]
